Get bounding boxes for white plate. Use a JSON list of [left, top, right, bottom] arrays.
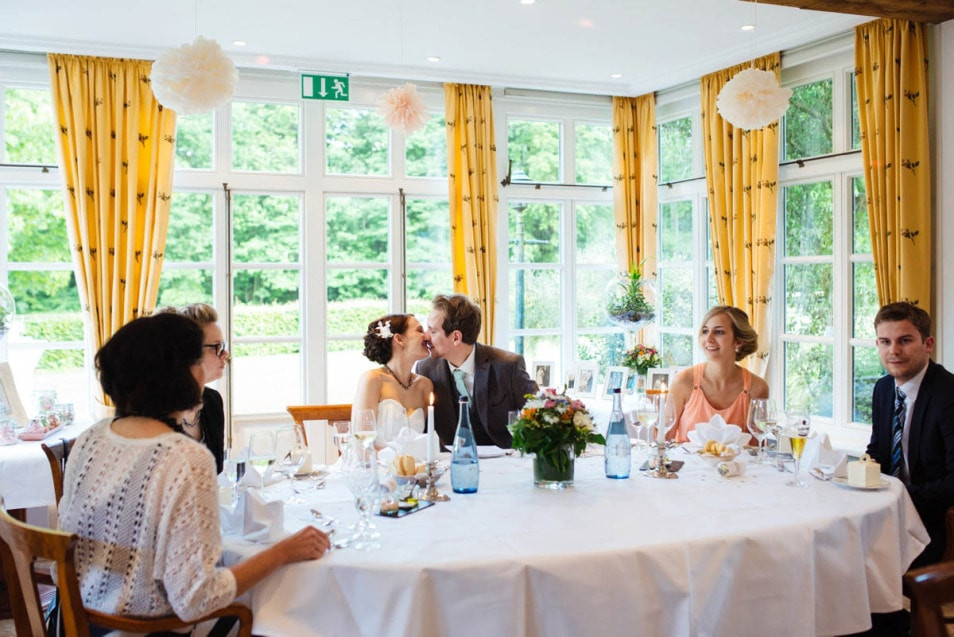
[[832, 476, 890, 490], [477, 445, 508, 459]]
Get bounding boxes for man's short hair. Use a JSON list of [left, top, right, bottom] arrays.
[[432, 294, 481, 344], [874, 302, 932, 340]]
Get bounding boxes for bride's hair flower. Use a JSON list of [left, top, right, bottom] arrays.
[[375, 320, 394, 339]]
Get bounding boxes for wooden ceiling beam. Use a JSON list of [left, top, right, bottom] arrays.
[[739, 0, 954, 24]]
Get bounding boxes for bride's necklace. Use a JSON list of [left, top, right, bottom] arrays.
[[383, 364, 413, 390]]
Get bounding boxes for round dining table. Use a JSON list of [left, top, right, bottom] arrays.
[[222, 447, 928, 637]]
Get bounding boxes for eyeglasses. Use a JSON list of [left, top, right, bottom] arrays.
[[203, 342, 229, 357]]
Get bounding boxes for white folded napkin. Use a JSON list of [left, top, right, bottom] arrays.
[[694, 414, 751, 446], [717, 459, 747, 477], [804, 434, 848, 478], [238, 462, 284, 487], [388, 426, 440, 461], [220, 489, 284, 542]]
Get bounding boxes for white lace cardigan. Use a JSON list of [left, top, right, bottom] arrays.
[[58, 419, 236, 622]]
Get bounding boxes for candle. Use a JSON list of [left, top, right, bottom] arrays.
[[427, 392, 436, 463]]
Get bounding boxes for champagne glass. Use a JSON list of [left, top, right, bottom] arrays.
[[785, 411, 812, 488], [633, 393, 658, 453], [352, 409, 377, 449], [222, 447, 247, 505], [275, 426, 308, 503], [747, 398, 777, 464], [247, 431, 276, 488]]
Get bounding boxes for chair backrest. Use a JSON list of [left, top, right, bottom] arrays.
[[0, 500, 88, 637], [286, 404, 352, 446], [41, 437, 76, 506], [0, 500, 253, 637], [943, 506, 954, 562], [904, 560, 954, 637]]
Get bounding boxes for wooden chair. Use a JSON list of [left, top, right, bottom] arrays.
[[286, 403, 352, 446], [0, 501, 252, 637], [40, 437, 75, 506], [904, 560, 954, 637]]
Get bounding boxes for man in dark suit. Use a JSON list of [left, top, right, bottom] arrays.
[[417, 294, 538, 449], [866, 302, 954, 568]]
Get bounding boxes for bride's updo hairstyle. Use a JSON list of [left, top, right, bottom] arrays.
[[363, 314, 412, 365]]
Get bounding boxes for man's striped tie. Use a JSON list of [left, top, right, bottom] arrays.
[[890, 387, 906, 479]]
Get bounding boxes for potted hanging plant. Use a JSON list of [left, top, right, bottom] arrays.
[[509, 389, 605, 489], [606, 262, 655, 328]]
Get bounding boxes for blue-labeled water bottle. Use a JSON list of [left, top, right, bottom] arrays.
[[605, 387, 631, 479], [450, 396, 479, 493]]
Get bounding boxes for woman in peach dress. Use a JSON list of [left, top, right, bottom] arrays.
[[666, 306, 769, 443]]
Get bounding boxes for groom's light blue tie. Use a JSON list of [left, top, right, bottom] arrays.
[[453, 368, 470, 401]]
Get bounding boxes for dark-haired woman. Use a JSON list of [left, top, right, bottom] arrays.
[[666, 305, 769, 442], [58, 313, 330, 624], [353, 313, 434, 444]]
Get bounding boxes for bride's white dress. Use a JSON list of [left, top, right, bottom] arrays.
[[377, 398, 425, 444]]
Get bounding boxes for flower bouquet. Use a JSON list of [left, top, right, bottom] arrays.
[[509, 389, 605, 489], [623, 344, 661, 376]]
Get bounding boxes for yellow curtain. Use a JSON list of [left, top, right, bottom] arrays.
[[48, 54, 176, 400], [855, 19, 931, 309], [444, 83, 499, 344], [612, 94, 658, 279], [700, 53, 781, 375]]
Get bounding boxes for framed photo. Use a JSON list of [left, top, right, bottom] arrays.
[[0, 362, 27, 425], [603, 366, 629, 398], [647, 367, 674, 392], [625, 371, 644, 394], [575, 361, 598, 398], [531, 360, 554, 389], [564, 366, 577, 391]]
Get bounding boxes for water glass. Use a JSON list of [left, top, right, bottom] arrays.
[[247, 430, 276, 488], [340, 440, 381, 551], [747, 398, 776, 464], [222, 448, 247, 504], [331, 420, 351, 461], [275, 427, 308, 503]]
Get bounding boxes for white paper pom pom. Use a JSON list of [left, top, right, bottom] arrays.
[[716, 67, 792, 130], [378, 83, 429, 135], [150, 36, 238, 114]]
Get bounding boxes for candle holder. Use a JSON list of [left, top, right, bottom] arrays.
[[418, 461, 450, 502]]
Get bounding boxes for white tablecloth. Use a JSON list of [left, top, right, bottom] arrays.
[[0, 420, 94, 509], [223, 450, 929, 637]]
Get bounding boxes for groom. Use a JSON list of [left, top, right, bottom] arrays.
[[418, 294, 538, 449]]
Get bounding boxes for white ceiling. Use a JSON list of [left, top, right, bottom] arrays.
[[0, 0, 873, 95]]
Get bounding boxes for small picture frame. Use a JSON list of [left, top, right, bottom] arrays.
[[647, 367, 674, 392], [0, 362, 28, 425], [564, 366, 577, 391], [575, 361, 598, 398], [603, 366, 629, 398], [531, 360, 554, 389]]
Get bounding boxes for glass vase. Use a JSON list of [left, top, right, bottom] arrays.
[[533, 444, 575, 489]]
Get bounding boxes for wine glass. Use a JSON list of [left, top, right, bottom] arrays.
[[785, 410, 812, 488], [340, 440, 381, 551], [331, 420, 351, 463], [747, 398, 777, 464], [275, 426, 308, 503], [352, 409, 377, 449], [247, 431, 276, 488]]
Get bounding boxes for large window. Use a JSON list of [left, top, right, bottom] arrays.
[[500, 99, 616, 386]]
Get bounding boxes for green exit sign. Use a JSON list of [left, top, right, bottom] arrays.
[[302, 74, 349, 101]]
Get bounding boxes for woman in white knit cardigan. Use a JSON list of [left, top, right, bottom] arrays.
[[58, 312, 330, 626]]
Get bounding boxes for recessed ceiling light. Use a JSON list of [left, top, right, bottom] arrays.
[[232, 40, 247, 47], [520, 0, 535, 5], [427, 56, 441, 63], [741, 24, 755, 31], [610, 73, 623, 79]]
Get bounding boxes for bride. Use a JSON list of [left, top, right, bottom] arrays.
[[353, 313, 434, 444]]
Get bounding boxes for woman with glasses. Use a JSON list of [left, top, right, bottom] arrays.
[[58, 313, 330, 628], [161, 303, 229, 472]]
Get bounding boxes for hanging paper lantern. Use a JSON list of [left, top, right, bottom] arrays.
[[378, 83, 429, 135], [150, 36, 238, 114], [716, 67, 792, 130]]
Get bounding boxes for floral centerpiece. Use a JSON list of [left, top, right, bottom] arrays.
[[623, 344, 661, 376], [606, 262, 655, 328], [509, 389, 605, 489]]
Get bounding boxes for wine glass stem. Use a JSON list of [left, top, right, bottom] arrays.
[[793, 457, 800, 482]]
